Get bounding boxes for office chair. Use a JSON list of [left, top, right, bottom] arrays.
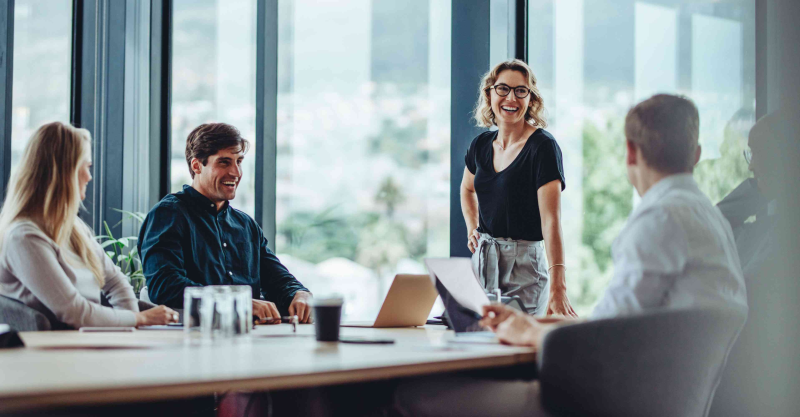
[[537, 308, 746, 417]]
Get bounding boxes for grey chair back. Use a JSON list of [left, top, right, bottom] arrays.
[[538, 308, 746, 417], [0, 295, 52, 331]]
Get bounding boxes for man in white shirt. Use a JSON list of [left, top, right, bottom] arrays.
[[481, 93, 748, 346], [389, 94, 748, 417]]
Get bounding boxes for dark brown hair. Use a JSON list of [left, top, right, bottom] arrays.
[[625, 94, 699, 174], [185, 123, 250, 178]]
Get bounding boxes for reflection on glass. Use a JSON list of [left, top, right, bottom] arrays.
[[10, 0, 72, 174], [171, 0, 257, 216], [528, 0, 756, 315], [276, 0, 451, 320]]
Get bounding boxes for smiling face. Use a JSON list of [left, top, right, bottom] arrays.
[[190, 146, 244, 209], [490, 70, 531, 127]]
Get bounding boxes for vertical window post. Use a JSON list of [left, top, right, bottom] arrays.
[[514, 0, 527, 61], [450, 0, 491, 257], [0, 0, 13, 200], [71, 0, 128, 236], [255, 0, 278, 250], [150, 0, 171, 203]]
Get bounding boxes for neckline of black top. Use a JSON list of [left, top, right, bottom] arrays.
[[489, 128, 540, 175]]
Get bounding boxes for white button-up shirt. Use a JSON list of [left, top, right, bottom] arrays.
[[592, 174, 748, 318]]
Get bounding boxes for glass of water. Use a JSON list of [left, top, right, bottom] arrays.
[[231, 285, 253, 336], [184, 285, 251, 342], [184, 286, 208, 335]]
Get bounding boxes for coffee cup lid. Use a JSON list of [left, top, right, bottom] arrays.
[[311, 295, 344, 307]]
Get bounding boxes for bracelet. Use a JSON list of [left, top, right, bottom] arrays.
[[548, 263, 566, 271]]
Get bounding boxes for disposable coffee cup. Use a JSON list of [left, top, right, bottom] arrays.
[[312, 296, 344, 342]]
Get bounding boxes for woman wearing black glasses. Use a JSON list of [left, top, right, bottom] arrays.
[[461, 59, 576, 317]]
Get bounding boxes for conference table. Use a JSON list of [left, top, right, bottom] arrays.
[[0, 324, 536, 413]]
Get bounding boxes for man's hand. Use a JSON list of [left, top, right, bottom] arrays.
[[480, 304, 539, 347], [252, 299, 280, 325], [479, 303, 517, 329], [288, 291, 312, 323]]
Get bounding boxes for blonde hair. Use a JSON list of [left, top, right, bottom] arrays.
[[0, 122, 105, 286], [474, 59, 547, 128]]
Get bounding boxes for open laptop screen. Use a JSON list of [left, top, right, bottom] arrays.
[[434, 278, 487, 333]]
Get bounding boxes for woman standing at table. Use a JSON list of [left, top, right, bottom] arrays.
[[0, 122, 178, 328], [462, 59, 576, 316]]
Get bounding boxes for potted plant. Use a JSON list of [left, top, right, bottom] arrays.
[[95, 209, 146, 298]]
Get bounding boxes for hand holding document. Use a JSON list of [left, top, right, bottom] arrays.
[[424, 258, 490, 314]]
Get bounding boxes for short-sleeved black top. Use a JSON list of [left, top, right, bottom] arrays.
[[465, 129, 566, 241]]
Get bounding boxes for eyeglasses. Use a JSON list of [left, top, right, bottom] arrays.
[[486, 84, 532, 99], [743, 148, 752, 164]]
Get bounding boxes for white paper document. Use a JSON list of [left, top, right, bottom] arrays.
[[424, 257, 490, 314]]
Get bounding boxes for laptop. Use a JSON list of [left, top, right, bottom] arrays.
[[341, 274, 439, 328], [424, 257, 499, 343]]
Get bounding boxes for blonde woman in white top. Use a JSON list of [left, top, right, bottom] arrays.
[[0, 122, 178, 328]]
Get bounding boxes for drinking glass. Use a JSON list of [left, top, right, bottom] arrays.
[[201, 286, 235, 339], [231, 285, 253, 336], [184, 286, 208, 334]]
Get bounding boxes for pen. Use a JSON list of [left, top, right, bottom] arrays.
[[256, 315, 299, 333], [253, 315, 299, 324]]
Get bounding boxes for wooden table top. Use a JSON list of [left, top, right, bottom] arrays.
[[0, 324, 535, 412]]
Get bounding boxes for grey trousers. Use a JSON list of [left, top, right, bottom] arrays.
[[472, 232, 550, 315]]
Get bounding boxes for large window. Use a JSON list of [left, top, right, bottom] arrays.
[[527, 0, 756, 315], [10, 0, 72, 174], [275, 0, 451, 319], [171, 0, 257, 216]]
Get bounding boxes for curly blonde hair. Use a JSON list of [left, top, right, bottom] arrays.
[[473, 59, 547, 128]]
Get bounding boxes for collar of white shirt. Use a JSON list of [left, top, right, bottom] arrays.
[[635, 173, 697, 215]]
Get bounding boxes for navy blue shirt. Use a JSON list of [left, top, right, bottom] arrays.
[[138, 185, 308, 311]]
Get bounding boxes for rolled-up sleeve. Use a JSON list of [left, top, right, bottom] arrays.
[[138, 203, 202, 308], [592, 209, 688, 318]]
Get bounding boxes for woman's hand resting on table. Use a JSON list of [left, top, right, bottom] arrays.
[[135, 305, 180, 327]]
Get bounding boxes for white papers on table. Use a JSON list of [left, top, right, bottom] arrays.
[[424, 257, 490, 315]]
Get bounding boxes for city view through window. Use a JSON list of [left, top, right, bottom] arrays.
[[10, 0, 72, 176]]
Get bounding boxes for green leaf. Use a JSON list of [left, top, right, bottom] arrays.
[[100, 240, 119, 249], [111, 208, 146, 228], [105, 251, 115, 259]]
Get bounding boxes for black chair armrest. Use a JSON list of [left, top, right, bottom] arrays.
[[0, 295, 52, 331]]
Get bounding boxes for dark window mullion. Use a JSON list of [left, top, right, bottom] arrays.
[[150, 0, 171, 203], [0, 0, 13, 200], [255, 0, 278, 251]]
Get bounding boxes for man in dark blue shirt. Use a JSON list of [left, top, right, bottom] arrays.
[[138, 123, 312, 323]]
